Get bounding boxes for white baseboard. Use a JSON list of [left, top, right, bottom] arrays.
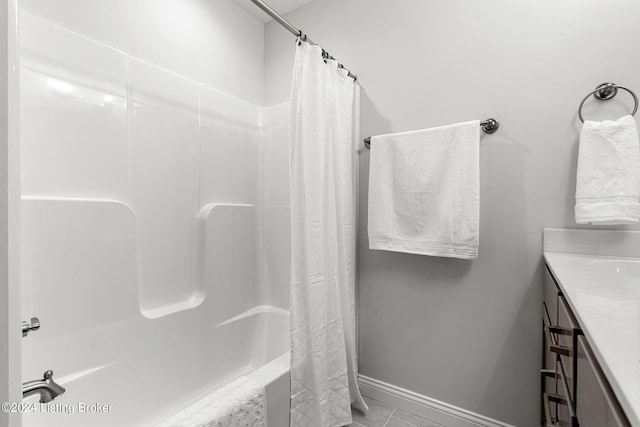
[[358, 375, 515, 427]]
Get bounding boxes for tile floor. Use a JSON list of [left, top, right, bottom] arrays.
[[347, 396, 445, 427]]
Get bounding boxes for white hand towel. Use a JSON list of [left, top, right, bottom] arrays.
[[575, 115, 640, 225], [368, 120, 480, 259]]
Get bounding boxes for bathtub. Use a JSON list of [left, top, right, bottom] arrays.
[[22, 305, 290, 427]]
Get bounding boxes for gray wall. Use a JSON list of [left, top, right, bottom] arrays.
[[263, 0, 640, 425]]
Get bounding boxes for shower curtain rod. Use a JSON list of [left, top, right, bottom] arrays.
[[247, 0, 358, 80]]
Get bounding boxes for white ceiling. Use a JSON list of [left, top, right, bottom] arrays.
[[232, 0, 314, 23]]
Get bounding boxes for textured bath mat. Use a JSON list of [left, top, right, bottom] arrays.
[[156, 376, 266, 427]]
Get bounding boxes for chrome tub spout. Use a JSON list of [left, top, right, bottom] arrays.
[[22, 370, 65, 403]]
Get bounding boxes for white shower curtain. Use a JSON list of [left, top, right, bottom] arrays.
[[289, 40, 367, 427]]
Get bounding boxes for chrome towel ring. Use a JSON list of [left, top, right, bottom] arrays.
[[578, 83, 638, 123]]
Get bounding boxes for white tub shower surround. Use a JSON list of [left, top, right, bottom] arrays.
[[288, 40, 367, 427], [19, 12, 291, 427]]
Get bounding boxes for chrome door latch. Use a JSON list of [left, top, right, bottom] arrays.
[[22, 317, 40, 337]]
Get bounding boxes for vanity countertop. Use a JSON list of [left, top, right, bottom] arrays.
[[544, 250, 640, 426]]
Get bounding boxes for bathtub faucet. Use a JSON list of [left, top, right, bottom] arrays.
[[22, 370, 66, 403]]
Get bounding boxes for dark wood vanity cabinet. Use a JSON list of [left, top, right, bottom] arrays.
[[542, 266, 631, 427]]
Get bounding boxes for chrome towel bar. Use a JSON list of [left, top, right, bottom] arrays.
[[363, 118, 499, 149]]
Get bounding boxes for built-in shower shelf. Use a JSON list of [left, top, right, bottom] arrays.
[[21, 197, 258, 321], [198, 203, 258, 317], [20, 196, 139, 336], [140, 294, 206, 319], [142, 203, 256, 319]]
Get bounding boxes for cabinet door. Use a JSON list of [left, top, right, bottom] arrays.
[[542, 303, 558, 425], [576, 336, 631, 427], [556, 359, 577, 427], [544, 267, 559, 325], [542, 267, 562, 426], [557, 296, 580, 400]]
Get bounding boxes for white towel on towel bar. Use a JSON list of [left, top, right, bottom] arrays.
[[575, 115, 640, 225], [368, 120, 480, 259], [156, 376, 266, 427]]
